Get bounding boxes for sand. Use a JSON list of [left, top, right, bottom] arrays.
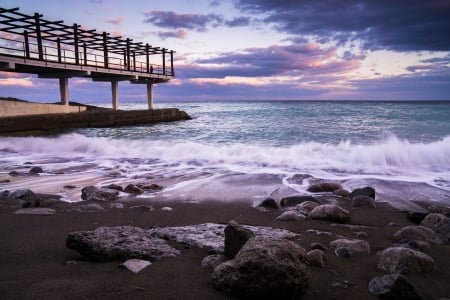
[[0, 196, 449, 300]]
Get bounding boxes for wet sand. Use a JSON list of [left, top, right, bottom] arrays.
[[0, 197, 449, 300]]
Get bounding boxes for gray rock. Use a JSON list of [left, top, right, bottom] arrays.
[[63, 185, 77, 189], [280, 195, 319, 207], [350, 186, 376, 199], [333, 188, 351, 197], [335, 247, 352, 258], [139, 183, 164, 191], [309, 204, 350, 223], [420, 213, 450, 242], [306, 249, 327, 267], [124, 184, 143, 195], [286, 174, 312, 185], [201, 254, 226, 269], [8, 171, 20, 177], [102, 184, 123, 192], [224, 220, 254, 259], [428, 204, 450, 216], [296, 201, 319, 213], [29, 166, 44, 174], [393, 225, 443, 244], [9, 189, 35, 199], [368, 274, 423, 300], [212, 236, 310, 299], [258, 198, 279, 209], [66, 226, 180, 262], [110, 203, 124, 209], [120, 259, 151, 273], [307, 182, 342, 193], [329, 238, 370, 255], [377, 246, 435, 274], [14, 208, 56, 216], [310, 242, 328, 251], [81, 186, 119, 201], [351, 195, 376, 208], [392, 240, 430, 252], [276, 211, 307, 222]]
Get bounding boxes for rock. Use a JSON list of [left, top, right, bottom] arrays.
[[102, 184, 123, 192], [14, 208, 56, 216], [110, 203, 124, 209], [309, 204, 350, 223], [161, 206, 172, 211], [212, 236, 310, 299], [258, 198, 278, 209], [350, 186, 376, 199], [329, 238, 370, 256], [428, 204, 450, 216], [120, 259, 152, 273], [335, 247, 352, 258], [351, 195, 376, 208], [1, 190, 10, 197], [280, 195, 319, 207], [393, 225, 443, 244], [420, 213, 450, 242], [0, 179, 10, 184], [124, 184, 143, 195], [66, 226, 180, 262], [81, 186, 119, 201], [333, 188, 351, 197], [407, 212, 428, 224], [63, 185, 77, 189], [355, 231, 368, 238], [140, 183, 164, 191], [224, 220, 254, 259], [276, 211, 307, 222], [9, 189, 35, 199], [201, 254, 226, 269], [307, 249, 327, 267], [307, 182, 342, 193], [286, 174, 312, 184], [8, 171, 20, 177], [377, 247, 435, 274], [368, 274, 424, 300], [296, 201, 319, 213], [392, 240, 430, 252], [310, 242, 328, 251], [29, 166, 44, 174]]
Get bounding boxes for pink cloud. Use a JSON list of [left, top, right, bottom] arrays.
[[105, 17, 126, 25]]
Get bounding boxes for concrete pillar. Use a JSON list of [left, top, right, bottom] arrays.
[[111, 80, 119, 110], [59, 77, 69, 105], [147, 82, 153, 110]]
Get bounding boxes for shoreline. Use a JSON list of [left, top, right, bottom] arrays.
[[1, 189, 449, 299]]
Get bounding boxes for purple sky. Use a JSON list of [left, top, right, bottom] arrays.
[[1, 0, 449, 103]]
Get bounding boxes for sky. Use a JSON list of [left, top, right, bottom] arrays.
[[0, 0, 450, 103]]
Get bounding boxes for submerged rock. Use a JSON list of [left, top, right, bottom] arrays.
[[81, 186, 119, 201], [66, 226, 180, 262], [224, 220, 254, 259], [309, 204, 350, 223], [307, 182, 342, 193], [29, 166, 44, 174], [212, 236, 310, 299], [350, 186, 376, 199], [377, 246, 435, 274], [102, 184, 123, 192], [124, 184, 143, 195], [368, 274, 423, 300]]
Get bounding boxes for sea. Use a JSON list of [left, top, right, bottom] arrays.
[[1, 100, 449, 211]]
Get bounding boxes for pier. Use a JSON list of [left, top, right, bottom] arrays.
[[0, 7, 175, 111]]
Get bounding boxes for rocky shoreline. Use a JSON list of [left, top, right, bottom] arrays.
[[1, 171, 450, 299]]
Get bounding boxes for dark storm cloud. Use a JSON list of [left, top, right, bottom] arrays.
[[234, 0, 450, 51], [144, 11, 223, 32]]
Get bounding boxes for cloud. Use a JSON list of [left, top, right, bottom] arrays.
[[105, 17, 125, 25], [143, 11, 223, 32], [234, 0, 450, 51], [0, 78, 33, 87], [225, 17, 252, 27], [157, 29, 188, 40]]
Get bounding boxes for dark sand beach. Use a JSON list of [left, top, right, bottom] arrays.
[[1, 194, 449, 300]]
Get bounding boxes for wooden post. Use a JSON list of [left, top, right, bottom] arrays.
[[126, 38, 131, 71], [102, 32, 108, 68], [146, 44, 150, 73], [170, 50, 174, 76], [162, 48, 166, 75], [83, 43, 87, 65], [34, 13, 43, 60], [24, 30, 30, 59], [133, 51, 136, 71], [73, 24, 79, 65]]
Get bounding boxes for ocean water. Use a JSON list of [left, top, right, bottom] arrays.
[[1, 101, 449, 210]]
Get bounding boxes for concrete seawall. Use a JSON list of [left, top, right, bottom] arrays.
[[0, 99, 87, 116], [0, 108, 191, 136]]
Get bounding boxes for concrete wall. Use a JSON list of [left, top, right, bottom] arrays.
[[0, 108, 191, 135], [0, 100, 86, 117]]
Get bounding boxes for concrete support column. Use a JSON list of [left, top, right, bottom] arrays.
[[111, 80, 119, 110], [147, 82, 153, 110], [59, 77, 69, 106]]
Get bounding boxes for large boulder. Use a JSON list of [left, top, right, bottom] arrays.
[[66, 226, 179, 262], [309, 204, 350, 223], [368, 274, 423, 300], [350, 186, 376, 199], [420, 213, 450, 243], [212, 236, 310, 299], [351, 195, 376, 208], [81, 186, 119, 201], [377, 247, 435, 274], [329, 238, 370, 256], [393, 225, 443, 244], [224, 220, 254, 259]]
